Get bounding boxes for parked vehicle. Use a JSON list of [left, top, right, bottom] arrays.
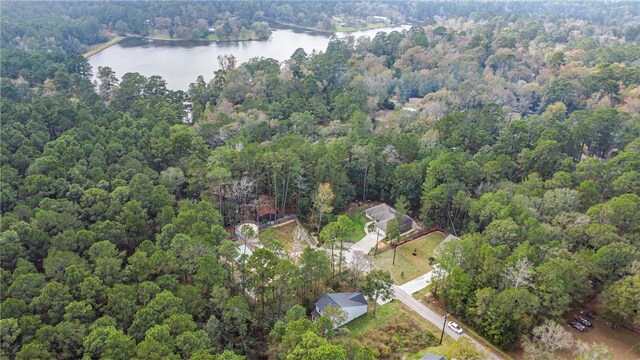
[[569, 321, 586, 331], [447, 321, 463, 334], [576, 316, 592, 327]]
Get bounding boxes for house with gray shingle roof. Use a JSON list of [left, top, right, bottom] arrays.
[[311, 292, 368, 327], [365, 203, 416, 237]]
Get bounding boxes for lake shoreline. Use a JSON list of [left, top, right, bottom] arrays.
[[87, 24, 413, 90], [84, 22, 412, 58], [267, 19, 398, 34], [83, 36, 125, 58], [84, 34, 266, 58]]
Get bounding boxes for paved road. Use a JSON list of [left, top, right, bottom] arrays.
[[344, 229, 501, 359], [392, 285, 501, 360]]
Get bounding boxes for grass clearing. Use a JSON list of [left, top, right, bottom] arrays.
[[345, 301, 447, 359], [412, 286, 432, 300], [204, 33, 219, 41], [335, 23, 388, 32], [343, 205, 370, 243], [372, 232, 446, 283], [83, 36, 124, 57]]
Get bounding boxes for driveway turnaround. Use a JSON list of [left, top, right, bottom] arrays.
[[344, 231, 379, 265], [352, 231, 379, 254]]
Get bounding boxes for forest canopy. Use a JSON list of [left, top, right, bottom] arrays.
[[1, 1, 639, 359]]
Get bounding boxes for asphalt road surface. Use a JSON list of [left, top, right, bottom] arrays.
[[392, 285, 502, 360]]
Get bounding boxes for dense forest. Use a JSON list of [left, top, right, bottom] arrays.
[[1, 1, 639, 359]]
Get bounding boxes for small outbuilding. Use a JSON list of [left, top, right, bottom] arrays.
[[311, 292, 368, 328], [257, 195, 277, 222]]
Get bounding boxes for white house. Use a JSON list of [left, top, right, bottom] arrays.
[[311, 292, 368, 328]]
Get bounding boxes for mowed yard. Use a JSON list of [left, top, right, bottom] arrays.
[[372, 231, 446, 283]]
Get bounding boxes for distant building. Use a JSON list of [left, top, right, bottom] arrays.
[[365, 203, 416, 237], [311, 292, 368, 328], [371, 15, 391, 24]]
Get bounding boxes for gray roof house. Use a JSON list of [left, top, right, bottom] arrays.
[[365, 203, 416, 237], [311, 292, 368, 328]]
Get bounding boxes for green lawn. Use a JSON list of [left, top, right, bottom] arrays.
[[372, 232, 446, 283], [412, 286, 432, 301], [335, 23, 388, 32], [345, 301, 450, 359], [204, 33, 219, 41], [343, 206, 370, 243]]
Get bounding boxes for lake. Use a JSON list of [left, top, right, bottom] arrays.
[[88, 25, 410, 91]]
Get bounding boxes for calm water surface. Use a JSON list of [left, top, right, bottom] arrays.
[[88, 25, 410, 91]]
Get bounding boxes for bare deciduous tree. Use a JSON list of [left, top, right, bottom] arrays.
[[350, 250, 373, 285], [522, 320, 573, 360], [503, 257, 534, 289], [292, 226, 305, 255], [229, 176, 256, 219], [293, 175, 308, 213], [573, 341, 614, 360]]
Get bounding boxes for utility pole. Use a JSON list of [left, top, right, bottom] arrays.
[[440, 313, 450, 345], [392, 241, 397, 264], [392, 233, 399, 265], [374, 226, 380, 257]]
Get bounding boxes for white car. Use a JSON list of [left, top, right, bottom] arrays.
[[448, 321, 463, 334]]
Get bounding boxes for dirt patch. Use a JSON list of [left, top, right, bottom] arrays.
[[261, 222, 309, 253], [567, 317, 640, 359], [508, 317, 640, 360]]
